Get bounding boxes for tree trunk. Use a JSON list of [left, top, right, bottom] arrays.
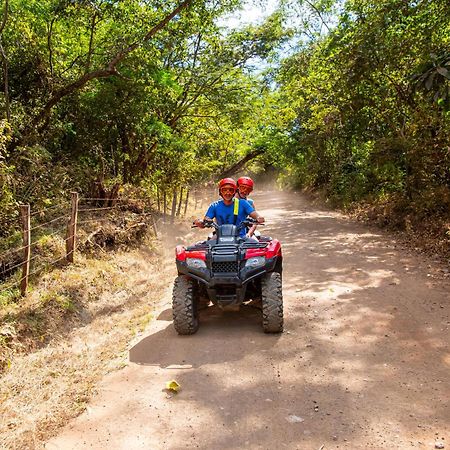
[[163, 190, 167, 223], [176, 187, 184, 216], [171, 189, 178, 224], [219, 148, 265, 179], [183, 189, 190, 216]]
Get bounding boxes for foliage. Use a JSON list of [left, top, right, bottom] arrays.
[[275, 0, 450, 226], [0, 0, 288, 236], [1, 0, 449, 240]]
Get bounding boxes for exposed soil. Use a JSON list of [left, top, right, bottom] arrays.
[[45, 190, 450, 450]]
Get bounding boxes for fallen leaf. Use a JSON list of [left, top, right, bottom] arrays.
[[165, 380, 181, 393]]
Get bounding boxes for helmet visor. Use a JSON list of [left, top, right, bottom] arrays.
[[238, 185, 252, 194], [220, 186, 236, 194]]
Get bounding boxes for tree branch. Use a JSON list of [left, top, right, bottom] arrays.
[[304, 0, 331, 33], [85, 12, 98, 73], [47, 17, 55, 76], [9, 0, 195, 151], [219, 148, 265, 179]]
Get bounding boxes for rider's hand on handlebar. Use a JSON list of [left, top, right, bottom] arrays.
[[256, 216, 265, 224], [193, 219, 205, 228]]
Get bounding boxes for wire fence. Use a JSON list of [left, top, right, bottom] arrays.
[[29, 214, 68, 232], [30, 202, 68, 217], [0, 192, 165, 296], [0, 187, 202, 296]]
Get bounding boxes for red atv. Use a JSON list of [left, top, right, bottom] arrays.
[[173, 218, 283, 335]]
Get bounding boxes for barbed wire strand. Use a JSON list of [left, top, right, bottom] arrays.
[[37, 253, 68, 266], [0, 240, 41, 260], [30, 214, 68, 231], [1, 254, 40, 274], [77, 210, 154, 226], [0, 279, 20, 292], [78, 206, 119, 213], [1, 224, 68, 261], [79, 197, 153, 202], [30, 202, 69, 217], [79, 197, 128, 202], [77, 217, 115, 225], [0, 249, 74, 293], [31, 228, 66, 242], [0, 247, 23, 261], [0, 204, 158, 293]]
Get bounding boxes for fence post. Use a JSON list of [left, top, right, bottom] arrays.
[[66, 192, 79, 263], [20, 204, 31, 296]]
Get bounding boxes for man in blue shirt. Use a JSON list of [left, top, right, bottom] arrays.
[[194, 178, 264, 238]]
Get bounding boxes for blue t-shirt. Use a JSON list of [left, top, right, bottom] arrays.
[[237, 193, 254, 207], [205, 198, 255, 237]]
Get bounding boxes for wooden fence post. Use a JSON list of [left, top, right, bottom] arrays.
[[66, 192, 79, 263], [20, 204, 31, 296]]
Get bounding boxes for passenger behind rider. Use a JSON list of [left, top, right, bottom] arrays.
[[194, 178, 264, 238], [236, 176, 258, 239]]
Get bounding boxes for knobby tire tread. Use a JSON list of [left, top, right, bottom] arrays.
[[261, 272, 283, 333], [172, 275, 199, 335]]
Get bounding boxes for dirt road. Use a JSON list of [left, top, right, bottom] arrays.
[[46, 190, 450, 449]]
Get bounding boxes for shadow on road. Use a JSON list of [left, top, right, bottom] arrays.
[[125, 190, 449, 448], [129, 305, 282, 368]]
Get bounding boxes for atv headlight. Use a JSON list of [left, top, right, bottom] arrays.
[[186, 258, 207, 269], [245, 256, 265, 268]]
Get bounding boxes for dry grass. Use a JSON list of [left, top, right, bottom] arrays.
[[0, 238, 174, 449], [0, 192, 209, 450]]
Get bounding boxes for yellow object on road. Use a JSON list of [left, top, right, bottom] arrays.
[[165, 380, 181, 392]]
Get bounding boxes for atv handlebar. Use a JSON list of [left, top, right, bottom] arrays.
[[192, 217, 263, 230]]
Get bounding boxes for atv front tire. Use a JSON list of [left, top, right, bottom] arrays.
[[261, 272, 283, 333], [172, 275, 199, 335]]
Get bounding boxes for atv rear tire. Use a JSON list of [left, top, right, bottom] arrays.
[[261, 272, 283, 333], [172, 275, 199, 335]]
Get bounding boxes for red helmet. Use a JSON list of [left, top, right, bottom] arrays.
[[218, 177, 237, 190], [237, 176, 254, 191], [218, 178, 237, 197]]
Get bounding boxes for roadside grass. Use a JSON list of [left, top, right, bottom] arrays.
[[0, 234, 173, 450]]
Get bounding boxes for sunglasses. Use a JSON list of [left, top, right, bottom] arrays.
[[220, 187, 235, 193]]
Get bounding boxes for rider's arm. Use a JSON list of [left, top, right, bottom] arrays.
[[249, 210, 264, 224], [195, 201, 216, 228], [247, 199, 257, 236], [247, 224, 258, 237], [194, 215, 213, 228]]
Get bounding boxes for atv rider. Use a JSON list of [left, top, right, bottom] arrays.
[[236, 176, 258, 238], [194, 178, 264, 237]]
